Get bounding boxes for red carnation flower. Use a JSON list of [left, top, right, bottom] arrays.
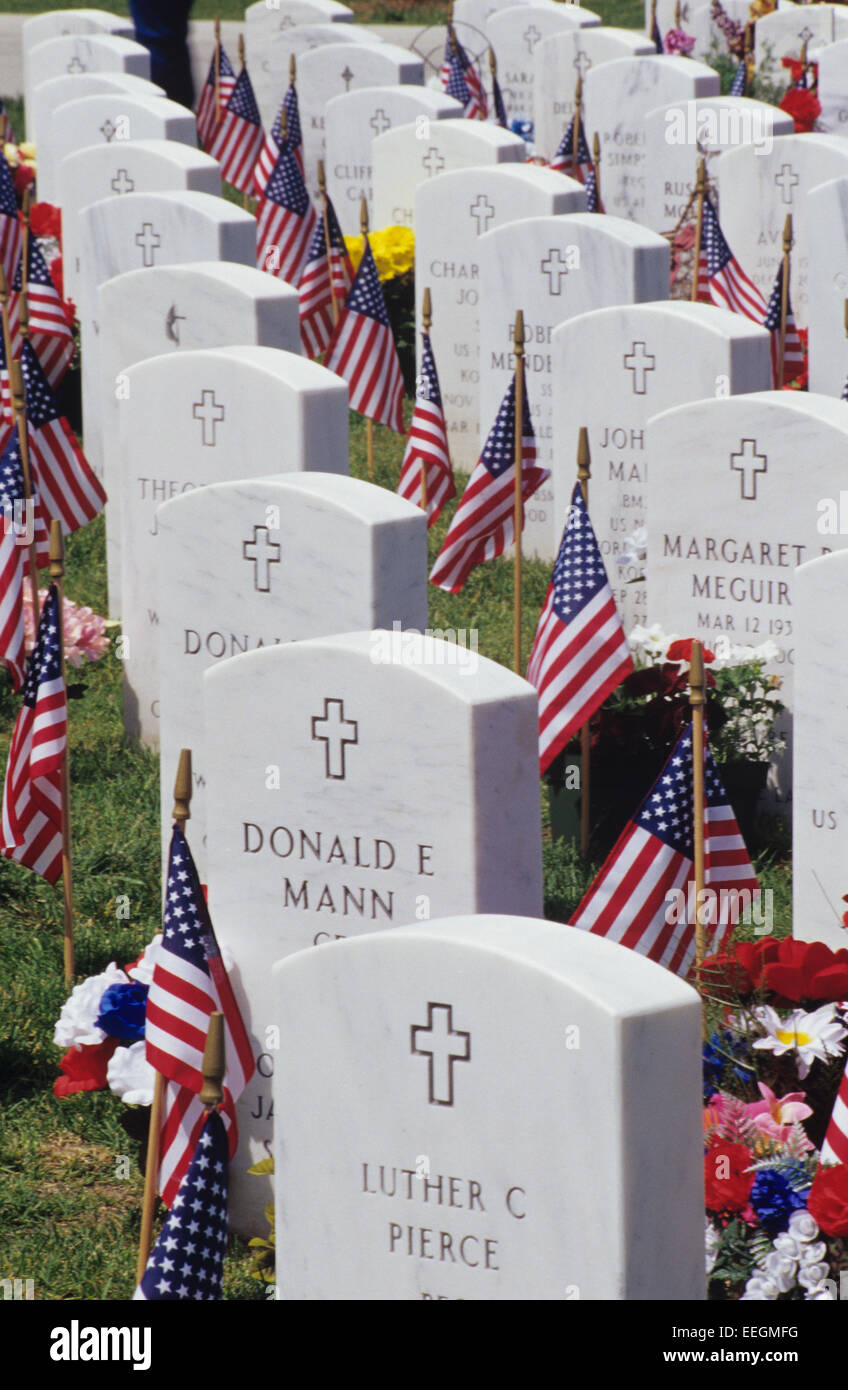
[[779, 87, 821, 134], [762, 937, 848, 1004], [29, 201, 61, 241], [808, 1164, 848, 1237], [53, 1038, 119, 1097], [12, 163, 35, 199], [704, 1138, 754, 1215], [665, 638, 716, 664]]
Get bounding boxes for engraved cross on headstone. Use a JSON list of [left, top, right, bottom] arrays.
[[100, 118, 117, 142], [774, 163, 799, 205], [411, 1003, 471, 1106], [422, 146, 446, 176], [242, 525, 281, 593], [523, 23, 542, 52], [135, 222, 162, 267], [341, 65, 355, 92], [66, 55, 85, 73], [470, 193, 495, 233], [573, 49, 592, 77], [541, 248, 569, 294], [192, 389, 225, 446], [624, 341, 656, 394], [370, 107, 391, 135], [111, 168, 135, 194], [730, 438, 767, 500], [798, 24, 814, 43], [311, 698, 358, 780], [165, 303, 185, 344]]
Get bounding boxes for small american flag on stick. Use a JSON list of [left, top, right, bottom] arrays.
[[697, 193, 767, 321], [0, 583, 66, 884], [0, 153, 21, 292], [256, 136, 317, 288], [196, 44, 237, 152], [430, 370, 549, 593], [21, 339, 107, 538], [13, 236, 75, 389], [208, 62, 265, 196], [443, 25, 488, 120], [0, 434, 49, 692], [397, 319, 455, 526], [299, 184, 352, 358], [764, 258, 805, 388], [527, 483, 633, 775], [570, 722, 760, 979], [255, 73, 303, 194], [324, 235, 406, 433]]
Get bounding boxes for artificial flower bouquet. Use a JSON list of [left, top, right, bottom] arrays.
[[344, 223, 416, 392], [700, 935, 848, 1299], [52, 939, 159, 1105]]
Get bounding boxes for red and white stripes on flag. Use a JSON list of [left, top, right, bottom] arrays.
[[145, 824, 254, 1207], [0, 584, 66, 884], [698, 194, 768, 322], [324, 237, 406, 433], [763, 260, 805, 387], [196, 46, 237, 153], [397, 330, 455, 526], [298, 194, 353, 358], [429, 371, 549, 593], [208, 65, 265, 196], [21, 339, 107, 537], [13, 237, 75, 389], [570, 723, 760, 978], [526, 484, 633, 774], [0, 151, 21, 291], [822, 1055, 848, 1167], [0, 433, 50, 692], [256, 138, 317, 288]]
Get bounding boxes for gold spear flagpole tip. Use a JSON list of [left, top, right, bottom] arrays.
[[513, 309, 525, 353], [577, 426, 591, 480], [488, 46, 496, 75], [214, 15, 220, 39], [689, 639, 706, 704], [238, 32, 245, 67], [422, 286, 432, 329], [592, 131, 600, 161], [317, 158, 326, 191], [290, 53, 296, 83], [173, 748, 193, 824], [49, 518, 63, 575], [575, 72, 582, 102], [360, 198, 369, 236], [783, 213, 793, 251], [199, 1012, 226, 1108]]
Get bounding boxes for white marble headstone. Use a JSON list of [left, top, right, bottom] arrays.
[[157, 474, 427, 879], [755, 6, 848, 87], [22, 8, 134, 116], [646, 391, 848, 799], [486, 3, 600, 128], [817, 39, 848, 137], [372, 119, 526, 230], [204, 632, 543, 1232], [716, 134, 848, 332], [643, 97, 793, 235], [39, 90, 199, 204], [271, 913, 704, 1300], [297, 42, 425, 202], [120, 347, 349, 747], [29, 71, 163, 160], [58, 139, 221, 317], [416, 165, 585, 473], [27, 33, 150, 105], [534, 27, 655, 164], [478, 212, 670, 558], [326, 86, 462, 236], [553, 301, 772, 630], [247, 23, 383, 130], [99, 261, 301, 616], [78, 191, 256, 494], [807, 176, 848, 399], [793, 551, 848, 948], [583, 55, 719, 224], [687, 0, 752, 62]]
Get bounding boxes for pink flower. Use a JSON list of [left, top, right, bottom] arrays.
[[744, 1082, 813, 1149], [23, 582, 109, 667], [664, 27, 696, 55]]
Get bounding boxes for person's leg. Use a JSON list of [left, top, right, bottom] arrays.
[[129, 0, 196, 110]]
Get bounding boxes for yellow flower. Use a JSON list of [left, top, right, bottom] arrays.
[[3, 141, 19, 167], [19, 142, 36, 160], [343, 225, 414, 282]]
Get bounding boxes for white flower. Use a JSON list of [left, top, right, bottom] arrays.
[[762, 1251, 797, 1292], [788, 1210, 819, 1241], [798, 1262, 830, 1289], [772, 1231, 801, 1259], [741, 1274, 780, 1299], [627, 622, 679, 665], [107, 1040, 155, 1106], [751, 1004, 847, 1079], [127, 933, 162, 986], [805, 1282, 836, 1300], [798, 1240, 827, 1265], [53, 962, 130, 1048], [705, 1218, 720, 1275], [616, 526, 647, 574]]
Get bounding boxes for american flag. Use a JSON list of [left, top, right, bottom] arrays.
[[299, 192, 353, 358], [208, 65, 265, 197], [324, 237, 406, 433], [397, 330, 455, 526], [697, 194, 767, 322], [430, 372, 549, 593], [13, 236, 75, 389], [550, 112, 600, 210], [0, 583, 65, 885], [0, 325, 13, 430], [651, 4, 664, 52], [255, 80, 303, 195], [570, 723, 760, 978], [196, 45, 237, 153], [730, 59, 747, 96], [821, 1053, 848, 1167], [135, 1107, 229, 1301], [526, 484, 633, 774], [443, 29, 488, 120], [491, 61, 509, 129], [145, 824, 255, 1208], [0, 152, 21, 292], [763, 260, 805, 387], [0, 433, 50, 692], [21, 339, 107, 538], [0, 99, 14, 146], [256, 137, 317, 288]]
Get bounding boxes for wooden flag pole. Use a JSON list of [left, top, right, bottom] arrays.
[[214, 16, 222, 126], [778, 213, 792, 387], [318, 160, 339, 327], [361, 198, 375, 481], [20, 185, 31, 303], [690, 156, 706, 303], [8, 356, 41, 629], [689, 640, 707, 971], [592, 131, 601, 209], [199, 1012, 226, 1109], [674, 0, 681, 28], [420, 287, 432, 514], [577, 428, 592, 859], [513, 309, 525, 676], [744, 21, 755, 90], [136, 748, 193, 1285], [49, 520, 74, 984]]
